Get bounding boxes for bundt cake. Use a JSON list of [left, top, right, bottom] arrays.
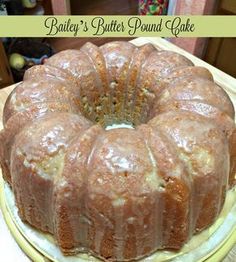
[[0, 41, 236, 261]]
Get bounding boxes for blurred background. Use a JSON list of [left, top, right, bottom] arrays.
[[0, 0, 235, 88]]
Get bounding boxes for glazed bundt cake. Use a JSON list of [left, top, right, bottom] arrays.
[[0, 41, 236, 261]]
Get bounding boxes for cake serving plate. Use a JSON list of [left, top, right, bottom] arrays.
[[1, 37, 236, 262], [1, 175, 236, 262]]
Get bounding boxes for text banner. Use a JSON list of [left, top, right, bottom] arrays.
[[0, 16, 235, 37]]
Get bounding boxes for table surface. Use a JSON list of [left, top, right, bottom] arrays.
[[0, 37, 236, 261]]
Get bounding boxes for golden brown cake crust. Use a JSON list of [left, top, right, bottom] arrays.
[[0, 41, 235, 262]]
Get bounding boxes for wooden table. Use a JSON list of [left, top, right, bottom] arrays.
[[0, 37, 236, 261], [0, 40, 14, 89]]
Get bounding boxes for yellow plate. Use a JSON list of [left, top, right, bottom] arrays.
[[1, 173, 236, 262]]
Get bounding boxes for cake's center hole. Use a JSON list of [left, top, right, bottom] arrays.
[[80, 83, 155, 129], [105, 123, 134, 130]]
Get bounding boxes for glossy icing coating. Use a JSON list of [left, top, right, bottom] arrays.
[[0, 41, 235, 261]]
